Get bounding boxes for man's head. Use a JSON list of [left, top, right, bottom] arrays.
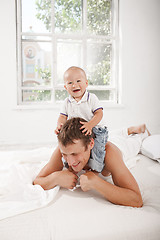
[[58, 117, 95, 149], [57, 117, 94, 172], [63, 66, 88, 101]]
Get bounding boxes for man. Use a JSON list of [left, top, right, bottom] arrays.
[[33, 117, 146, 207]]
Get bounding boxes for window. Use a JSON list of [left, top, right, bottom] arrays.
[[16, 0, 119, 105]]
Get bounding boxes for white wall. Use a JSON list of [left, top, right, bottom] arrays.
[[0, 0, 160, 146]]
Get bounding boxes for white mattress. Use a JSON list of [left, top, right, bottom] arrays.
[[0, 147, 160, 240]]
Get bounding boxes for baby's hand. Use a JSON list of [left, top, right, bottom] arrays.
[[54, 123, 63, 135], [80, 121, 92, 135]]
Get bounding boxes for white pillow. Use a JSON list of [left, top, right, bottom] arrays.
[[141, 135, 160, 163]]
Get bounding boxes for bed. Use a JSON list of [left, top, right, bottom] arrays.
[[0, 146, 160, 240]]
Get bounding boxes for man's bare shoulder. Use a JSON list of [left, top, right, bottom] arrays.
[[104, 141, 128, 176]]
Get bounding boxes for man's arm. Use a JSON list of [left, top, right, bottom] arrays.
[[33, 147, 78, 190], [80, 142, 143, 207]]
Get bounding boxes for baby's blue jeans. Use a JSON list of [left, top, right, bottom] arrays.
[[88, 126, 108, 172]]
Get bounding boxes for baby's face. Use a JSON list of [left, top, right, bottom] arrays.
[[64, 69, 88, 101]]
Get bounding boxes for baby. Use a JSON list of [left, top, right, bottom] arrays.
[[55, 66, 108, 172]]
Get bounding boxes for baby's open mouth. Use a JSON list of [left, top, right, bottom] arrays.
[[73, 89, 80, 92]]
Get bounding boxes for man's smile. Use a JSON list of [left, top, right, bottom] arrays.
[[72, 162, 80, 168]]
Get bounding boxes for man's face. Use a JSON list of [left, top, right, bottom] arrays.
[[59, 139, 94, 172]]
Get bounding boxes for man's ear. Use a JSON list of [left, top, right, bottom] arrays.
[[89, 138, 94, 149]]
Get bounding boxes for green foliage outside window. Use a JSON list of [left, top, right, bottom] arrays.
[[35, 0, 111, 35], [35, 66, 51, 85], [35, 0, 112, 87], [23, 0, 114, 102]]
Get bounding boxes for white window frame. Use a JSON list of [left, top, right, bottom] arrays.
[[16, 0, 119, 107]]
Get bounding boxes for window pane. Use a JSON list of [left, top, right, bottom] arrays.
[[22, 41, 52, 86], [57, 40, 83, 84], [87, 0, 112, 35], [22, 90, 51, 102], [87, 41, 112, 85], [55, 90, 68, 101], [22, 0, 51, 33], [55, 0, 82, 33], [54, 89, 115, 101], [89, 90, 115, 101]]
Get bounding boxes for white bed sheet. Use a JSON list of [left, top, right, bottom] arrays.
[[0, 148, 160, 240], [0, 148, 60, 220]]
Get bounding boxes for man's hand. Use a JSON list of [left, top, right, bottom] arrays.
[[80, 121, 93, 135], [80, 171, 97, 192], [57, 169, 78, 189], [57, 170, 78, 189]]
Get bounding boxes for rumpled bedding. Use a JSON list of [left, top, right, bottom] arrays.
[[0, 148, 59, 220], [0, 147, 159, 222]]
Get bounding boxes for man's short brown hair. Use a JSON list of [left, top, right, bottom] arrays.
[[57, 117, 94, 149]]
